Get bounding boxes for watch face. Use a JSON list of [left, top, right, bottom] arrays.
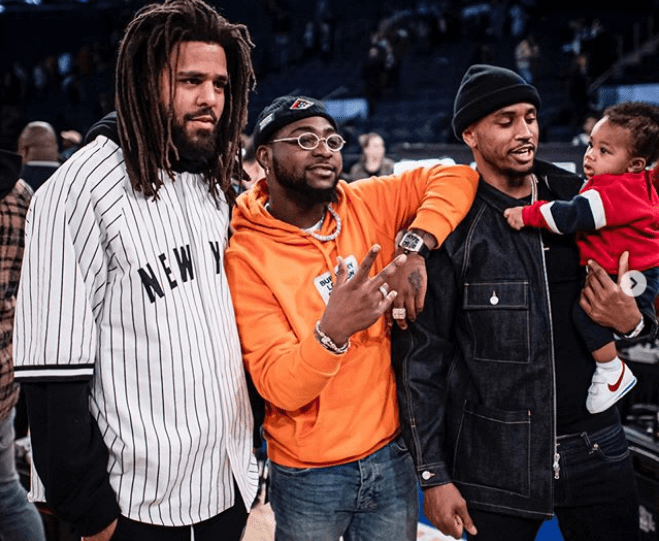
[[400, 233, 424, 252]]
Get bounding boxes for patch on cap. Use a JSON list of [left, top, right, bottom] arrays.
[[290, 98, 314, 110], [258, 112, 275, 131], [252, 94, 339, 149]]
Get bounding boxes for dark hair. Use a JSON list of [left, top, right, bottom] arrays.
[[604, 101, 659, 166], [115, 0, 255, 203]]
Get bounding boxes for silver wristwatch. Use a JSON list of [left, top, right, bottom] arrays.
[[398, 231, 431, 259]]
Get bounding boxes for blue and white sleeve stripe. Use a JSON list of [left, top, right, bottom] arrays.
[[539, 189, 605, 234]]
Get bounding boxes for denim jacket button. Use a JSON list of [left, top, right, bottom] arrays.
[[422, 471, 434, 480]]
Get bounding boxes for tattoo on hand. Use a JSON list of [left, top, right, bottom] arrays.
[[408, 270, 422, 293]]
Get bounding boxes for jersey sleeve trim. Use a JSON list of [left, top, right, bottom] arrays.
[[14, 364, 94, 381]]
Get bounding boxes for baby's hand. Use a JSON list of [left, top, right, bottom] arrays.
[[503, 207, 525, 230]]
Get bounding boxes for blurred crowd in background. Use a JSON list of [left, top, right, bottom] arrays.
[[1, 0, 658, 166]]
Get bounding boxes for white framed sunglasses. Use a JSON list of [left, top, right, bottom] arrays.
[[269, 132, 345, 152]]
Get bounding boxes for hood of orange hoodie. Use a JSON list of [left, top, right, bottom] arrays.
[[231, 178, 346, 249]]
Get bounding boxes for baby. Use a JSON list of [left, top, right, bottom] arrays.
[[505, 101, 659, 414]]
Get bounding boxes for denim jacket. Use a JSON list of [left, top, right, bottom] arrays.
[[392, 160, 640, 519]]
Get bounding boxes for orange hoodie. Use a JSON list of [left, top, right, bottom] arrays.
[[226, 165, 478, 468]]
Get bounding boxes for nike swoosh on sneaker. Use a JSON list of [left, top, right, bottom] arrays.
[[608, 362, 626, 392]]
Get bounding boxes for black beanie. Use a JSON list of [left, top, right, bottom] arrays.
[[452, 64, 541, 140], [252, 95, 338, 149]]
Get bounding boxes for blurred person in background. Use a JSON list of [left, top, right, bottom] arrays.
[[571, 111, 600, 146], [0, 148, 46, 541], [58, 129, 82, 162], [16, 121, 60, 191], [234, 133, 263, 194], [514, 33, 540, 84], [348, 132, 395, 181]]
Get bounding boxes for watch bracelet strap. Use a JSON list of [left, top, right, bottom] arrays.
[[616, 317, 645, 340], [402, 244, 431, 260], [415, 242, 431, 259]]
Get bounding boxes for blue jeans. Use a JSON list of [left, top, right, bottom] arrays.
[[467, 422, 639, 541], [0, 409, 46, 541], [268, 437, 419, 541]]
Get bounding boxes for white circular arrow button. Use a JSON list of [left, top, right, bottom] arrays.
[[620, 270, 647, 297]]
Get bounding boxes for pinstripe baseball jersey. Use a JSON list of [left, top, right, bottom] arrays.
[[13, 135, 258, 525]]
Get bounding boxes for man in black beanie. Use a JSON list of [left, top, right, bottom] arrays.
[[393, 64, 651, 540]]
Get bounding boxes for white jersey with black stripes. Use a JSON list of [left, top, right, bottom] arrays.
[[13, 135, 258, 526]]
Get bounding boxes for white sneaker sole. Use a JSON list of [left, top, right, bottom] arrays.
[[586, 374, 637, 414]]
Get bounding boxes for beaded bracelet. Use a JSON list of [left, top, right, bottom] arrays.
[[314, 321, 350, 354]]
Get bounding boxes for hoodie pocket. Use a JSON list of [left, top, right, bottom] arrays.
[[463, 281, 530, 364]]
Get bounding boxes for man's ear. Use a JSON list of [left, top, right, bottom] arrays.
[[17, 144, 29, 162], [461, 126, 477, 149], [256, 145, 270, 171], [628, 156, 646, 173]]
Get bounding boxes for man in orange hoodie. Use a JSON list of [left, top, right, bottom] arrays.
[[225, 95, 478, 541]]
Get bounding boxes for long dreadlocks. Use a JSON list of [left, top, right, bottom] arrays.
[[115, 0, 255, 204]]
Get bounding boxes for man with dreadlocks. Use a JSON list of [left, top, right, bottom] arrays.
[[12, 0, 258, 540]]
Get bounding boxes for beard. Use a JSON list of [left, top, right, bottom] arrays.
[[273, 158, 339, 207], [501, 165, 533, 188], [170, 111, 220, 169], [480, 149, 534, 190]]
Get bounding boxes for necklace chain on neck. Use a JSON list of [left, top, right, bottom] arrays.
[[264, 201, 342, 242], [311, 204, 341, 242]]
